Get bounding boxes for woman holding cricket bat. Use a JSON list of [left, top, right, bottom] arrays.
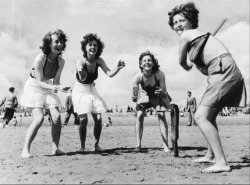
[[21, 29, 69, 158], [168, 2, 246, 173]]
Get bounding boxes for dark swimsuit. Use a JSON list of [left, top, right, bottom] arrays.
[[140, 73, 159, 97], [187, 32, 211, 67], [137, 73, 166, 111], [76, 61, 99, 84]]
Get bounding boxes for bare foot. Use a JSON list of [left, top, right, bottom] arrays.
[[21, 151, 32, 158], [163, 145, 171, 153], [201, 163, 231, 173], [52, 148, 65, 156], [95, 146, 103, 152], [192, 156, 215, 163]]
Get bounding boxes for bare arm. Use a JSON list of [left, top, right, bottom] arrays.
[[98, 58, 125, 77], [154, 71, 168, 98], [179, 32, 193, 71], [132, 73, 141, 102], [76, 58, 87, 82]]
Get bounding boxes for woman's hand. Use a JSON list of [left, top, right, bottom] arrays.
[[117, 60, 125, 69], [155, 86, 167, 98], [184, 63, 193, 71], [52, 85, 60, 93], [78, 68, 88, 81], [132, 89, 138, 102]]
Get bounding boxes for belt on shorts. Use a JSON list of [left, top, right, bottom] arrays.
[[207, 53, 231, 66]]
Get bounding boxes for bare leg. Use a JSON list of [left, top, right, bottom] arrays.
[[49, 108, 64, 155], [78, 114, 88, 151], [157, 111, 171, 153], [92, 113, 103, 151], [194, 106, 231, 173], [21, 108, 44, 158], [135, 110, 145, 149], [192, 109, 218, 163]]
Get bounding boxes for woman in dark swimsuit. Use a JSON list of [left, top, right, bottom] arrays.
[[168, 2, 246, 173], [132, 51, 171, 153], [72, 33, 125, 152]]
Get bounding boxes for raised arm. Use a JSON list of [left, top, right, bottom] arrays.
[[98, 58, 125, 77]]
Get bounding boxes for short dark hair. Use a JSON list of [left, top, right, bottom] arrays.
[[168, 2, 199, 30], [9, 87, 15, 92], [40, 29, 67, 55], [80, 33, 104, 59], [139, 51, 160, 73], [187, 91, 191, 94]]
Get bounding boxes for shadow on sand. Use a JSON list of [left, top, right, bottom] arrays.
[[63, 146, 207, 157], [230, 155, 250, 170], [64, 147, 165, 156]]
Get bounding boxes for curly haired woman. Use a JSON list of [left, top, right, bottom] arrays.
[[21, 29, 68, 158], [132, 51, 171, 153], [168, 2, 247, 173], [72, 33, 125, 152]]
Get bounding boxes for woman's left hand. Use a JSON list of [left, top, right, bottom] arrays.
[[117, 60, 125, 69]]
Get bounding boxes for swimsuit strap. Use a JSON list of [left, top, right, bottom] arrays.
[[153, 73, 160, 87]]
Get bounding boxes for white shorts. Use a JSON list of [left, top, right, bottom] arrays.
[[72, 81, 108, 115], [21, 77, 61, 110]]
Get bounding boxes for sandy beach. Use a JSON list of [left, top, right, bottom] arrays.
[[0, 112, 249, 184]]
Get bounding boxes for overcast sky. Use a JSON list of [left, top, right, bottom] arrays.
[[0, 0, 249, 111]]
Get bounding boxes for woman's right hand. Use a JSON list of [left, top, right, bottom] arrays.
[[52, 85, 60, 93], [78, 68, 88, 81]]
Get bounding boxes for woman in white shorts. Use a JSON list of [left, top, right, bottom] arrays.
[[72, 33, 125, 152], [21, 29, 68, 158]]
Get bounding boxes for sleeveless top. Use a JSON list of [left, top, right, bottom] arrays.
[[30, 55, 59, 79], [140, 73, 159, 96], [76, 60, 99, 84], [187, 32, 211, 67]]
